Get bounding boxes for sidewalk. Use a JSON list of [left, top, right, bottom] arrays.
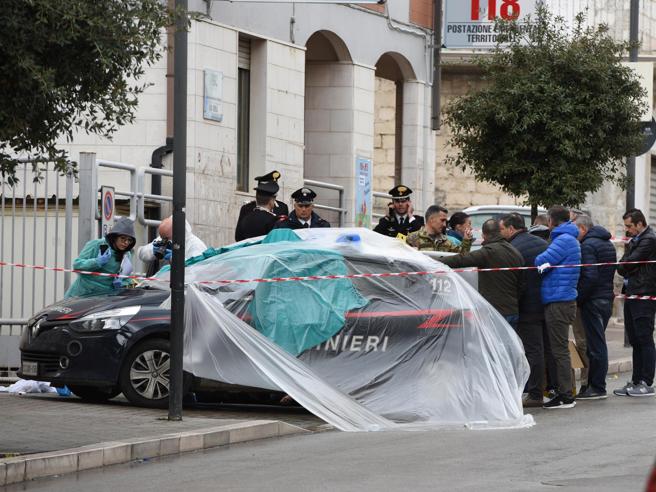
[[0, 319, 635, 487], [0, 394, 314, 486]]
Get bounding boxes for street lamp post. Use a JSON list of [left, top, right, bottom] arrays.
[[624, 0, 639, 348], [431, 0, 442, 131], [169, 0, 188, 421], [626, 0, 640, 212]]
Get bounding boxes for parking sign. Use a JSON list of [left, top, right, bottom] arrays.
[[101, 186, 115, 238]]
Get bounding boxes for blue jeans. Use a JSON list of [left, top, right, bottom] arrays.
[[624, 299, 656, 386], [579, 298, 612, 392], [504, 314, 519, 332]]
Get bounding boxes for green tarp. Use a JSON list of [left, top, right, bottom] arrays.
[[155, 228, 367, 355]]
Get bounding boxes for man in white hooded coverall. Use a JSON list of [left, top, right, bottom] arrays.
[[138, 216, 207, 267]]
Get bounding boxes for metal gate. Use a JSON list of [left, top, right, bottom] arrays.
[[0, 160, 76, 377], [0, 153, 173, 377]]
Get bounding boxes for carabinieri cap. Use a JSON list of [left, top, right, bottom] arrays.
[[291, 187, 316, 204], [254, 170, 281, 183], [389, 185, 413, 199]]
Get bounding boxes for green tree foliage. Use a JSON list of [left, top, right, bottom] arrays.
[[444, 7, 646, 211], [0, 0, 172, 184]]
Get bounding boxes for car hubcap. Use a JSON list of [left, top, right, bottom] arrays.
[[130, 350, 170, 400]]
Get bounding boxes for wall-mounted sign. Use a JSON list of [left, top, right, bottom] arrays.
[[444, 0, 537, 49], [203, 69, 223, 122], [355, 157, 372, 228]]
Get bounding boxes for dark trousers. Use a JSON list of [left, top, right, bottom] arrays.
[[545, 301, 577, 397], [579, 298, 612, 392], [624, 299, 656, 386], [543, 327, 558, 391], [504, 314, 519, 332], [517, 317, 546, 399]]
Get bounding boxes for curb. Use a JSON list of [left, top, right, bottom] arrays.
[[607, 357, 633, 377], [0, 419, 307, 486], [574, 357, 632, 381]]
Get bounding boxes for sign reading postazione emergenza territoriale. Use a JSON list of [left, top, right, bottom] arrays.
[[444, 0, 537, 49]]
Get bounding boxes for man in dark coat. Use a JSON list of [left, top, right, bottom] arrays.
[[274, 187, 330, 230], [440, 219, 524, 325], [499, 213, 549, 408], [373, 185, 424, 238], [616, 208, 656, 397], [235, 171, 289, 241], [234, 180, 282, 241], [574, 215, 616, 400]]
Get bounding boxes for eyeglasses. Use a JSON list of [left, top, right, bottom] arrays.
[[116, 235, 132, 243]]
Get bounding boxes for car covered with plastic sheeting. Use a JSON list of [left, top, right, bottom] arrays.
[[19, 228, 531, 429]]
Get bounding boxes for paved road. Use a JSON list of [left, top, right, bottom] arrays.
[[6, 375, 655, 492]]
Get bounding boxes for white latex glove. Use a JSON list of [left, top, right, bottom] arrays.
[[537, 263, 551, 274]]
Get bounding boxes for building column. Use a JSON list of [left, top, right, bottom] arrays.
[[304, 62, 376, 226], [402, 80, 435, 212]]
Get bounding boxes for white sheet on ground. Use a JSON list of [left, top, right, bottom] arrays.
[[0, 379, 58, 394]]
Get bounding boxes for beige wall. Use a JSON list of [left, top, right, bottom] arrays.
[[373, 77, 397, 196], [435, 68, 521, 212]]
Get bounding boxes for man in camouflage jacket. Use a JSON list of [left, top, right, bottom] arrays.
[[406, 205, 473, 253]]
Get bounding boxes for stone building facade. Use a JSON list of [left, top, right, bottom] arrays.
[[55, 0, 438, 253], [51, 0, 656, 248]]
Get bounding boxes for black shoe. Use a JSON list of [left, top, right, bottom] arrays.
[[576, 387, 607, 400], [543, 394, 576, 409], [578, 384, 588, 395], [522, 396, 544, 408]]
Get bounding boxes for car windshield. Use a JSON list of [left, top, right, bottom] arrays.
[[469, 212, 530, 230]]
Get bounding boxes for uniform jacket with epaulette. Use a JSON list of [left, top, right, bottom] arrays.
[[273, 211, 330, 230]]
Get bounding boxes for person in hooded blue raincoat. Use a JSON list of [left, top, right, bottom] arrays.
[[64, 217, 137, 298]]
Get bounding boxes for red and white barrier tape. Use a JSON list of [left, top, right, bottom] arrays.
[[1, 258, 655, 286], [616, 294, 656, 301]]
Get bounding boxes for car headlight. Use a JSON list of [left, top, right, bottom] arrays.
[[70, 306, 141, 332]]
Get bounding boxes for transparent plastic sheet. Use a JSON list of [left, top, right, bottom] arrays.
[[185, 285, 395, 431], [158, 228, 534, 430]]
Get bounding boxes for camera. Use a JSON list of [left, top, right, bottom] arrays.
[[153, 239, 172, 260]]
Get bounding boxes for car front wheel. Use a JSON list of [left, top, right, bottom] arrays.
[[119, 338, 172, 408]]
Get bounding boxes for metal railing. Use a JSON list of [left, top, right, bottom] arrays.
[[303, 179, 347, 227], [78, 153, 174, 273], [372, 191, 393, 220], [372, 190, 425, 222]]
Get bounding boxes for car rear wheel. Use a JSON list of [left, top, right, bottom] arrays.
[[68, 385, 120, 403], [120, 338, 173, 408]]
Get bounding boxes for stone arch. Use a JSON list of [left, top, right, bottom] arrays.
[[305, 30, 352, 63], [375, 52, 417, 82], [372, 52, 417, 214], [303, 30, 358, 226]]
